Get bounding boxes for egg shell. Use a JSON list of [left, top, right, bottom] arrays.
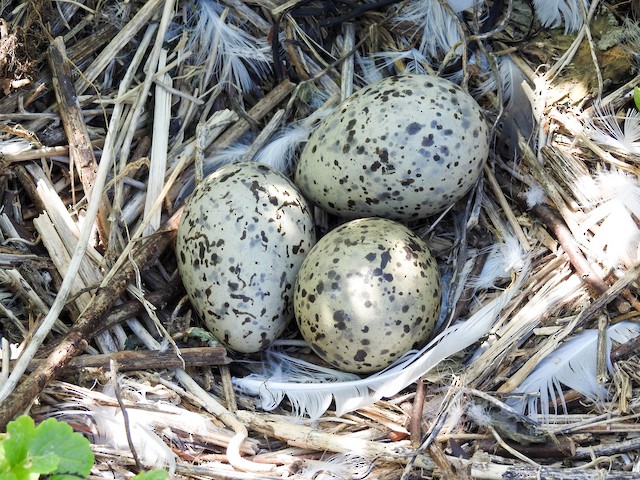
[[293, 217, 441, 373], [295, 74, 490, 220], [176, 162, 316, 353]]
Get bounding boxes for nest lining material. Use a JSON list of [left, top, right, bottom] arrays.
[[2, 0, 640, 478]]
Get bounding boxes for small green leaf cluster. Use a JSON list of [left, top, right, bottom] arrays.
[[0, 415, 94, 479], [0, 415, 168, 480]]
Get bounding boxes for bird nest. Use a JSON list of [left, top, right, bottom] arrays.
[[2, 0, 640, 478]]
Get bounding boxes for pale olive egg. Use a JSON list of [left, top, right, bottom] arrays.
[[293, 217, 441, 373], [295, 74, 490, 220], [176, 162, 316, 353]]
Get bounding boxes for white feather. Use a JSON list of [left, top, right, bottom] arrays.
[[234, 261, 529, 420], [475, 56, 529, 107], [583, 106, 640, 156], [510, 321, 640, 418], [355, 52, 385, 85], [525, 184, 546, 208], [533, 0, 588, 33], [579, 170, 640, 269], [186, 0, 271, 91], [364, 48, 432, 77], [253, 123, 313, 173], [88, 405, 177, 473], [236, 350, 362, 416], [471, 234, 526, 291], [299, 453, 373, 479], [395, 0, 481, 60]]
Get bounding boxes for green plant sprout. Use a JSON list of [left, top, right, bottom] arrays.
[[634, 86, 640, 112], [0, 415, 167, 480]]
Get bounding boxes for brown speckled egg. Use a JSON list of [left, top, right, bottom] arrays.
[[176, 162, 315, 353], [293, 217, 441, 373], [295, 74, 490, 220]]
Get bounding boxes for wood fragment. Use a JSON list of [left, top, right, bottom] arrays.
[[47, 37, 111, 245], [18, 346, 230, 373]]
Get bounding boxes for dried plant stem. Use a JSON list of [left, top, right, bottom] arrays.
[[48, 36, 111, 245], [239, 109, 286, 162], [0, 209, 181, 430], [109, 360, 144, 471], [74, 0, 165, 95], [340, 23, 356, 100], [410, 377, 426, 446], [0, 145, 69, 163], [143, 48, 172, 235], [528, 202, 640, 313], [236, 410, 435, 470], [471, 462, 640, 479]]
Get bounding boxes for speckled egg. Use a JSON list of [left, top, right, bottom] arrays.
[[293, 217, 441, 373], [176, 162, 316, 353], [295, 74, 490, 220]]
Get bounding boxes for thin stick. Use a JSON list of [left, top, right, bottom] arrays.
[[409, 377, 426, 446], [17, 347, 229, 373], [109, 360, 143, 471]]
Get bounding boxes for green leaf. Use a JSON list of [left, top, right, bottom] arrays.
[[132, 470, 168, 480], [3, 417, 36, 468], [634, 87, 640, 112], [29, 452, 59, 474], [29, 419, 93, 477], [50, 475, 88, 480]]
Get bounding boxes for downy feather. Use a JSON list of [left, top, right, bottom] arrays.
[[395, 0, 481, 60], [525, 184, 546, 209], [355, 52, 385, 85], [533, 0, 587, 33], [510, 321, 640, 418], [471, 233, 527, 291], [186, 0, 271, 91], [299, 453, 373, 479], [364, 48, 432, 77], [234, 259, 530, 419], [254, 123, 314, 173], [583, 106, 640, 155]]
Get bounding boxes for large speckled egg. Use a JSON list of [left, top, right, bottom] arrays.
[[293, 217, 441, 373], [295, 74, 490, 220], [176, 162, 316, 353]]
